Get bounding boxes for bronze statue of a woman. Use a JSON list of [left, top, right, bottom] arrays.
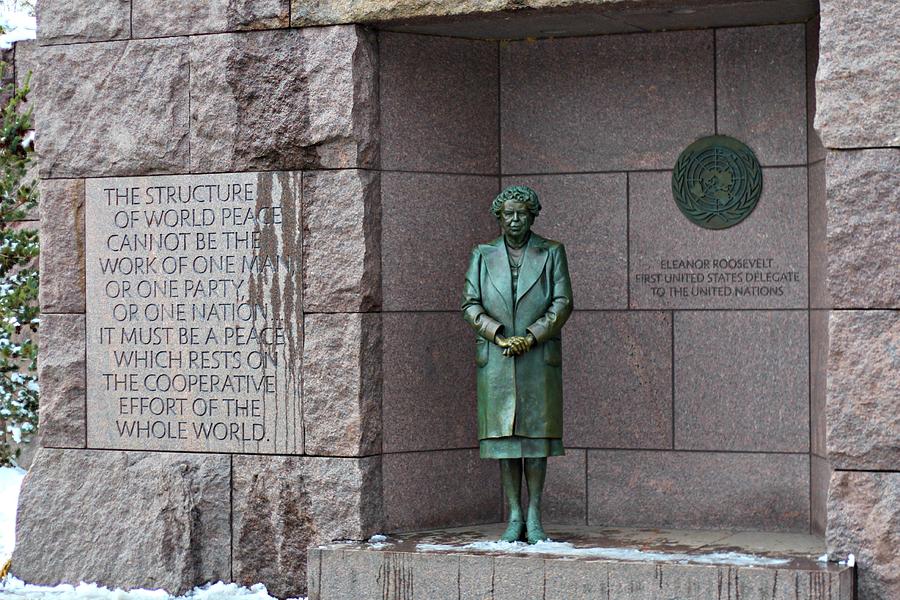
[[462, 185, 573, 544]]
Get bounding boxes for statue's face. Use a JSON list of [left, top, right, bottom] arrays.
[[499, 199, 533, 238]]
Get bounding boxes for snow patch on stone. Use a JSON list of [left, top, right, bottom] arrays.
[[416, 540, 791, 567]]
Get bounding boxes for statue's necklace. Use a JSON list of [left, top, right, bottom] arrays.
[[504, 236, 531, 269], [506, 243, 526, 269]]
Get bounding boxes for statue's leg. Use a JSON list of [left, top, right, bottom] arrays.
[[524, 457, 548, 544], [500, 458, 525, 542]]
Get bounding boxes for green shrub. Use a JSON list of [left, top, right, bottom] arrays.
[[0, 62, 38, 466]]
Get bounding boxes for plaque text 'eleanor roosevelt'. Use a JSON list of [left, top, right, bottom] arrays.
[[85, 173, 302, 454]]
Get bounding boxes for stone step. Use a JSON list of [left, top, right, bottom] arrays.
[[308, 525, 853, 600]]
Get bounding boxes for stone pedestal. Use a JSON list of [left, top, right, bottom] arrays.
[[310, 525, 853, 600]]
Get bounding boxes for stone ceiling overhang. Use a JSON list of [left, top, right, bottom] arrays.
[[294, 0, 818, 38]]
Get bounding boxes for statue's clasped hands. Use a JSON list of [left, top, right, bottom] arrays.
[[496, 333, 535, 357]]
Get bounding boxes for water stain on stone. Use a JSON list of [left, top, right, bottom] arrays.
[[245, 172, 303, 453], [378, 553, 413, 600]]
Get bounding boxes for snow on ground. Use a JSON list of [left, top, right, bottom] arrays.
[[0, 580, 300, 600], [0, 465, 25, 561], [0, 4, 35, 49], [417, 539, 792, 567], [0, 468, 306, 599]]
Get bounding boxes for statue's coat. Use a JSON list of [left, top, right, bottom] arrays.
[[462, 233, 573, 440]]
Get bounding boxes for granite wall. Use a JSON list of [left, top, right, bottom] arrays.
[[12, 0, 899, 598], [816, 2, 900, 598], [13, 20, 385, 600]]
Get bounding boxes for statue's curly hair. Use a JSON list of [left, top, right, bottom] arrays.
[[491, 185, 541, 219]]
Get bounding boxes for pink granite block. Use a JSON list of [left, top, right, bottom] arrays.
[[383, 449, 501, 532], [564, 311, 672, 450], [380, 32, 498, 174], [717, 25, 807, 166], [501, 30, 714, 173], [382, 312, 478, 453], [674, 310, 809, 453], [588, 450, 809, 531], [381, 172, 497, 311]]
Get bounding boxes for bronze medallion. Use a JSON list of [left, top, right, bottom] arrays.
[[672, 135, 763, 230]]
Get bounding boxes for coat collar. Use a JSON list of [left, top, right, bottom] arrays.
[[482, 233, 550, 308], [482, 237, 511, 313]]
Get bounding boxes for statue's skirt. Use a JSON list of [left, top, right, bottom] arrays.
[[479, 436, 565, 459]]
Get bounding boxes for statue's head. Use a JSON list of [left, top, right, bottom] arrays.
[[492, 186, 541, 239]]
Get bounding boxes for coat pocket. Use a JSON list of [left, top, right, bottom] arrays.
[[543, 338, 562, 367], [475, 338, 490, 367]]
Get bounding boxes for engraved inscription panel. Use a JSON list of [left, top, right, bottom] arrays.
[[629, 168, 808, 309], [85, 173, 302, 453]]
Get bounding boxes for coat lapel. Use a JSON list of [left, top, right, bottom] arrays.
[[482, 238, 512, 314], [515, 234, 549, 305]]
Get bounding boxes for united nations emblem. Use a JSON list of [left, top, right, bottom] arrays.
[[672, 135, 763, 230]]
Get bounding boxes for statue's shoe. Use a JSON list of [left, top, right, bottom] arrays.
[[526, 521, 548, 544], [500, 520, 526, 543]]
